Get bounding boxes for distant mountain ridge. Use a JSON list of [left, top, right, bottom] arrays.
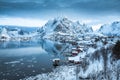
[[0, 18, 120, 42], [99, 21, 120, 36], [0, 25, 39, 33]]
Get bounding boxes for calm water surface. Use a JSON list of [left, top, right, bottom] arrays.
[[0, 40, 64, 80]]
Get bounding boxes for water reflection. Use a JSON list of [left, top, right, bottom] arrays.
[[0, 41, 40, 49], [0, 39, 65, 80]]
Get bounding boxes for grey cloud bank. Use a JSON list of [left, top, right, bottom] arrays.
[[0, 0, 120, 28]]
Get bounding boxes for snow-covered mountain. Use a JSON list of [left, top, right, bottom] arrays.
[[99, 21, 120, 36], [0, 26, 39, 41], [0, 25, 38, 32], [38, 17, 93, 41], [0, 28, 10, 41]]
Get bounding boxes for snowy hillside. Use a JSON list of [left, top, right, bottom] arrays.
[[23, 41, 120, 80], [99, 21, 120, 36], [38, 17, 93, 41]]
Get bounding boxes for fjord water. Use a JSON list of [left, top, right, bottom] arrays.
[[0, 40, 63, 80]]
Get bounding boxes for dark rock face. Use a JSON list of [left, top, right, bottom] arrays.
[[112, 40, 120, 60]]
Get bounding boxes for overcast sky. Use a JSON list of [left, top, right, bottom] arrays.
[[0, 0, 120, 30]]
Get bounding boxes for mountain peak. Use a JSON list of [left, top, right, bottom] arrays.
[[39, 17, 93, 40], [99, 21, 120, 36], [43, 17, 73, 33], [54, 17, 68, 21], [1, 28, 8, 34]]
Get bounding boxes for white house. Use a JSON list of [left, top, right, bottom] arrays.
[[68, 56, 83, 64]]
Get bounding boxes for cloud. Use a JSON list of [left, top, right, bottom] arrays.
[[0, 0, 120, 16], [0, 17, 47, 27], [0, 0, 120, 28]]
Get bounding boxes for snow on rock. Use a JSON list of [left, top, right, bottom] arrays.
[[87, 47, 96, 54], [23, 66, 76, 80], [38, 17, 93, 41], [99, 21, 120, 36], [0, 28, 10, 41], [79, 58, 104, 78], [96, 41, 104, 48], [0, 26, 40, 41]]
